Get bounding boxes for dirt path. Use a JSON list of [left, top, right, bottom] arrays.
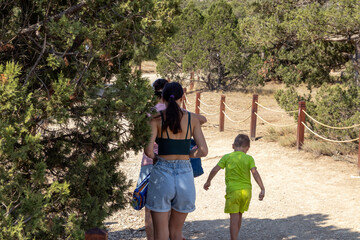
[[105, 83, 360, 239]]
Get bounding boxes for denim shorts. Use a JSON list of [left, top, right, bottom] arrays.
[[145, 158, 196, 213], [136, 164, 153, 186]]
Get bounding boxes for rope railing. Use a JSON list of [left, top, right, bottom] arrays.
[[301, 122, 359, 143], [302, 110, 360, 130], [181, 90, 359, 175], [198, 106, 219, 116], [224, 102, 251, 113], [198, 98, 217, 108], [255, 102, 297, 113], [254, 112, 297, 127], [184, 94, 193, 105], [222, 111, 251, 123]]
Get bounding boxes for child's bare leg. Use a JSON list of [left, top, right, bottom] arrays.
[[151, 211, 169, 240], [144, 207, 153, 240], [169, 209, 188, 240], [230, 213, 242, 240], [238, 212, 243, 231]]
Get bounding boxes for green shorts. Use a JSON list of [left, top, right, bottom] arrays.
[[224, 189, 252, 213]]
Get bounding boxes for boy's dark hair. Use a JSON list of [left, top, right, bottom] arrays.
[[233, 134, 250, 148], [152, 78, 168, 97]]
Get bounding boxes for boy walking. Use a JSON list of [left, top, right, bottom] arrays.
[[203, 134, 265, 240]]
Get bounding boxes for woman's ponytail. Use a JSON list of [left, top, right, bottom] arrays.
[[162, 82, 184, 134]]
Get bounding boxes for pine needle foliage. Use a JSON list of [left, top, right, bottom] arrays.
[[0, 0, 180, 239]]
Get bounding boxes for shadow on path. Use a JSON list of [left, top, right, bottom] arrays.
[[109, 213, 360, 240]]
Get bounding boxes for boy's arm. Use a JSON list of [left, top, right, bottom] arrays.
[[251, 167, 265, 200], [203, 165, 221, 190]]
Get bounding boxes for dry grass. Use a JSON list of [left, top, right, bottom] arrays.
[[264, 127, 358, 161], [302, 139, 358, 156], [302, 140, 337, 157], [141, 61, 157, 73], [264, 127, 297, 147]]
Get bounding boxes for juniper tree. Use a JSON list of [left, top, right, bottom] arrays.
[[158, 0, 262, 90], [0, 0, 179, 239]]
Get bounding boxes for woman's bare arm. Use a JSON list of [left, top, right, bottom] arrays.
[[192, 113, 207, 125], [190, 117, 208, 158], [144, 118, 158, 160]]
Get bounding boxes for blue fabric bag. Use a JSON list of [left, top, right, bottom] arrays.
[[131, 172, 151, 210], [190, 139, 204, 177]]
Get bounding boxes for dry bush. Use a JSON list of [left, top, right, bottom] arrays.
[[264, 127, 296, 146], [266, 127, 358, 158], [302, 139, 357, 157], [278, 135, 297, 148], [302, 140, 336, 157]]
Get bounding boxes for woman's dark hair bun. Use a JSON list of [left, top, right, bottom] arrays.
[[152, 78, 168, 97], [162, 82, 183, 101]]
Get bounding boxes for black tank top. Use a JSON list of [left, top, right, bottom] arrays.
[[155, 111, 191, 155]]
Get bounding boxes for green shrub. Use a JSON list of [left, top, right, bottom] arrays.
[[0, 0, 180, 238], [275, 84, 359, 155]]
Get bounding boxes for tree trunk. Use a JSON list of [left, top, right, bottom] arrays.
[[353, 41, 360, 86]]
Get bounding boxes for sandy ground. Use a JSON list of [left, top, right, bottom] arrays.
[[105, 72, 360, 240]]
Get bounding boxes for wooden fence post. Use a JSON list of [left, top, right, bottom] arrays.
[[250, 94, 258, 141], [195, 92, 200, 114], [85, 228, 108, 240], [190, 72, 194, 91], [219, 95, 225, 132], [182, 87, 187, 110], [296, 101, 306, 150]]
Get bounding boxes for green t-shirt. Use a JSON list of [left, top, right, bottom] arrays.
[[217, 151, 256, 193]]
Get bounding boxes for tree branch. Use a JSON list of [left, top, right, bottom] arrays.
[[323, 34, 360, 42], [18, 1, 86, 35], [24, 34, 47, 85], [164, 52, 182, 70]]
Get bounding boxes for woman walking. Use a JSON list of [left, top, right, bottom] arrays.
[[145, 82, 208, 240]]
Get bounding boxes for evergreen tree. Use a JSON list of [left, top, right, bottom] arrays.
[[158, 0, 262, 90], [238, 0, 355, 88], [0, 0, 179, 239], [156, 1, 205, 81]]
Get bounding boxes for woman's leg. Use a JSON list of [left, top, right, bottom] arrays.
[[144, 207, 153, 240], [230, 213, 242, 240], [169, 209, 188, 240], [151, 211, 169, 240]]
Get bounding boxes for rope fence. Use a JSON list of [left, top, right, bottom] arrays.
[[301, 122, 359, 143], [256, 101, 297, 113], [184, 94, 193, 105], [181, 90, 360, 175], [223, 111, 251, 123], [197, 98, 217, 108], [255, 112, 297, 127], [198, 106, 219, 116], [224, 102, 251, 113], [302, 110, 360, 130]]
